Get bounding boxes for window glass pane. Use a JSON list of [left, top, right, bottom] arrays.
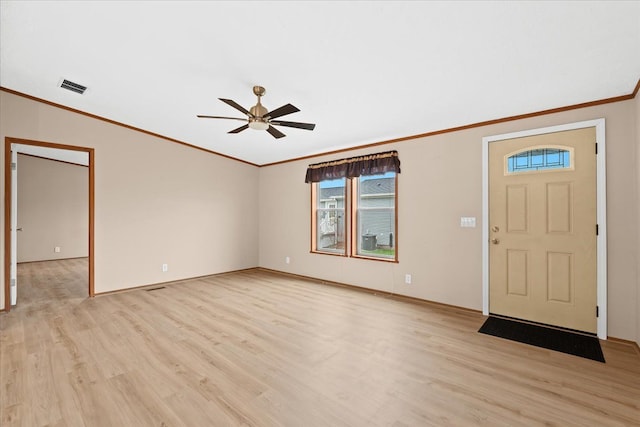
[[507, 148, 571, 173], [316, 178, 346, 253], [356, 172, 396, 259]]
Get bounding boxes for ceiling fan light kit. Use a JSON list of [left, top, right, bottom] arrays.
[[248, 120, 269, 131], [197, 85, 316, 139]]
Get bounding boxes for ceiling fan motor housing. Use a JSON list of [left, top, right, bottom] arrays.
[[250, 103, 268, 119], [249, 101, 269, 130]]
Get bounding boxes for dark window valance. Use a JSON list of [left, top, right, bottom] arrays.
[[305, 150, 401, 183]]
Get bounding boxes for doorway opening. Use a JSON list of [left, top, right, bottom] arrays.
[[3, 137, 95, 312]]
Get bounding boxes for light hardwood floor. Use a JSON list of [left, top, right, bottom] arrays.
[[1, 259, 639, 426]]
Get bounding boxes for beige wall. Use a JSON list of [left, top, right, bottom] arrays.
[[0, 91, 260, 309], [2, 90, 638, 343], [17, 154, 89, 262], [259, 100, 639, 341]]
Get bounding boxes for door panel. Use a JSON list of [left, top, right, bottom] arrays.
[[546, 183, 572, 233], [489, 127, 597, 333], [506, 185, 528, 232], [506, 249, 528, 296], [547, 251, 572, 303]]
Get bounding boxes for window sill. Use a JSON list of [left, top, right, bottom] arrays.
[[351, 254, 399, 263], [310, 250, 398, 263], [310, 250, 348, 257]]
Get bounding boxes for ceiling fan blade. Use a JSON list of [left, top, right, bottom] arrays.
[[197, 115, 248, 122], [219, 98, 253, 117], [267, 125, 286, 139], [266, 103, 300, 119], [270, 120, 316, 131], [228, 124, 249, 134]]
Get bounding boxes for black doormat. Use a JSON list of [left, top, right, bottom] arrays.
[[479, 316, 605, 363]]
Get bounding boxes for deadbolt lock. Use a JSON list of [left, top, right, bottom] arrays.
[[491, 226, 499, 233]]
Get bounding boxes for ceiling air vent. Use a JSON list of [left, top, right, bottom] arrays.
[[60, 79, 87, 94]]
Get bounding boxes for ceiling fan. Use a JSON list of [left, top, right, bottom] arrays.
[[197, 86, 316, 139]]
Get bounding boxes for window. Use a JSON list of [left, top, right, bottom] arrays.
[[311, 173, 397, 261], [352, 172, 396, 260], [312, 178, 346, 255], [506, 146, 573, 174], [308, 150, 400, 262]]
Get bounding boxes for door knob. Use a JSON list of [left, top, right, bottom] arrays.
[[491, 238, 500, 245], [16, 227, 23, 232]]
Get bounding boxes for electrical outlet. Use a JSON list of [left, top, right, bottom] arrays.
[[54, 246, 61, 253], [405, 274, 412, 284], [285, 256, 290, 264], [162, 264, 168, 272]]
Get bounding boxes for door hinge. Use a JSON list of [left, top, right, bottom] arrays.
[[596, 224, 599, 235], [11, 162, 17, 171], [10, 278, 16, 286], [596, 305, 599, 317], [595, 143, 598, 154]]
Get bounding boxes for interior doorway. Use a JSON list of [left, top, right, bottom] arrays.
[[3, 137, 95, 311]]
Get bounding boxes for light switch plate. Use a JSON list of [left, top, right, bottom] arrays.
[[460, 217, 476, 228]]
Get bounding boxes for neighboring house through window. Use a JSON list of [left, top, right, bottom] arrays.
[[352, 172, 397, 260], [313, 178, 346, 254]]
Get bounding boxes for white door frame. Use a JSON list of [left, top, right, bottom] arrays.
[[482, 118, 607, 339], [10, 147, 17, 305]]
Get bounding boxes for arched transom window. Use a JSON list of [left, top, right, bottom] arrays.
[[505, 145, 574, 174]]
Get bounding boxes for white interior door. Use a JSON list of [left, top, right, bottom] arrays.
[[10, 145, 18, 305]]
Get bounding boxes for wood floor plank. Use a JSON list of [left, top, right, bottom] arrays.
[[24, 350, 63, 426], [1, 259, 639, 426], [0, 404, 22, 427], [1, 343, 25, 410]]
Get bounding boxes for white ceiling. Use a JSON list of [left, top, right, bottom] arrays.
[[1, 1, 639, 166]]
